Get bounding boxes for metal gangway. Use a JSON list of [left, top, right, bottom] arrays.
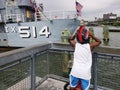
[[0, 43, 120, 90]]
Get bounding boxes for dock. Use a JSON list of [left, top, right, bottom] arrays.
[[109, 28, 120, 32]]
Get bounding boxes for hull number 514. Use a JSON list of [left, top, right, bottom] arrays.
[[19, 26, 51, 38], [5, 26, 51, 38]]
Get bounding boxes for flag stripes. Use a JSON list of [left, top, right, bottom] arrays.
[[76, 1, 83, 16]]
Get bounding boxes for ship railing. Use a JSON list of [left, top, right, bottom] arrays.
[[35, 11, 77, 21], [4, 14, 24, 23], [0, 43, 120, 90]]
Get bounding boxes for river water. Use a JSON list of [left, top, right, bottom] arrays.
[[86, 26, 120, 48]]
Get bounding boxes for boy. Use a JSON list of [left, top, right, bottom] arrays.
[[68, 25, 101, 90]]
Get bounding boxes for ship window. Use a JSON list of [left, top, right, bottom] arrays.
[[26, 10, 31, 18], [3, 39, 7, 41], [26, 10, 32, 22]]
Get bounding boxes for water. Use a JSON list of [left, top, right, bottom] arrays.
[[86, 26, 120, 47]]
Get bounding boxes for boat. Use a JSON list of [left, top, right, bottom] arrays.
[[0, 0, 80, 47]]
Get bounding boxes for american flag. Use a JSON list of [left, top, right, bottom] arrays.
[[30, 0, 38, 13], [76, 1, 83, 16]]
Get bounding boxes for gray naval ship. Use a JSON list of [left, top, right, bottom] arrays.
[[0, 0, 80, 47]]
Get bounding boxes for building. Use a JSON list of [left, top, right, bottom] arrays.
[[103, 13, 117, 21]]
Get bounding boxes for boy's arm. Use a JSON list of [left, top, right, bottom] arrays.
[[89, 32, 101, 50], [68, 27, 79, 48], [68, 33, 76, 48]]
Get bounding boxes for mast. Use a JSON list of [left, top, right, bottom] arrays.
[[30, 0, 51, 21]]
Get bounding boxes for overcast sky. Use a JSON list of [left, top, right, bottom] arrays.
[[36, 0, 120, 21]]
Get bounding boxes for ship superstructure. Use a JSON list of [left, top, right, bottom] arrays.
[[0, 0, 80, 47]]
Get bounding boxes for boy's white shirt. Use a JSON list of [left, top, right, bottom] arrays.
[[70, 43, 92, 80]]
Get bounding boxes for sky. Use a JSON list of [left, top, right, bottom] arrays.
[[36, 0, 120, 21]]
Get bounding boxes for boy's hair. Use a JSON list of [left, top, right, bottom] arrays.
[[77, 26, 89, 44]]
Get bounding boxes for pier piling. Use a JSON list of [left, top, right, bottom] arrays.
[[103, 25, 109, 45], [89, 27, 95, 43]]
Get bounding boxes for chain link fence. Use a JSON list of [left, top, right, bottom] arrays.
[[0, 57, 31, 90], [95, 53, 120, 90]]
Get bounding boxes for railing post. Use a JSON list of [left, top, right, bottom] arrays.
[[47, 50, 50, 74], [93, 52, 98, 90], [30, 54, 36, 90]]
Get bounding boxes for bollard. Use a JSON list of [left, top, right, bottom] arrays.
[[62, 51, 73, 77], [89, 27, 95, 43], [61, 29, 72, 76], [61, 28, 71, 43]]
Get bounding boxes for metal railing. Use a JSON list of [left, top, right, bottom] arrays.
[[92, 53, 120, 90], [0, 43, 120, 90], [39, 11, 77, 20], [4, 11, 76, 23]]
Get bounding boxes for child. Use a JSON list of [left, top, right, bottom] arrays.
[[68, 25, 101, 90]]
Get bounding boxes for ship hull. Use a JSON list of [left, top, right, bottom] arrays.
[[5, 19, 79, 47]]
